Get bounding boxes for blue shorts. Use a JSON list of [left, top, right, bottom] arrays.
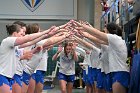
[[22, 71, 31, 85], [58, 72, 75, 83], [0, 75, 13, 90], [104, 73, 112, 92], [96, 69, 105, 89], [83, 70, 90, 85], [83, 67, 94, 85], [129, 53, 140, 93], [13, 74, 23, 87], [31, 73, 35, 80], [34, 70, 45, 84], [111, 71, 130, 88], [91, 68, 97, 81]]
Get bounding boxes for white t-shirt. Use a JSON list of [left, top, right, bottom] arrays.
[[90, 47, 100, 68], [107, 34, 129, 72], [22, 43, 41, 74], [34, 50, 48, 72], [77, 44, 91, 52], [59, 51, 76, 75], [75, 46, 86, 57], [23, 50, 43, 74], [22, 45, 34, 74], [96, 53, 103, 71], [15, 48, 24, 76], [84, 52, 91, 67], [0, 37, 17, 78], [24, 39, 47, 74], [34, 39, 48, 72], [83, 51, 91, 74], [99, 45, 109, 73], [75, 47, 90, 74]]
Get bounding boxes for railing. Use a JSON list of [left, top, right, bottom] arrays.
[[100, 0, 134, 30], [100, 1, 117, 30]]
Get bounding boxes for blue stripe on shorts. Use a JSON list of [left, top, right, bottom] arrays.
[[13, 74, 23, 87], [22, 71, 31, 85], [34, 70, 45, 84]]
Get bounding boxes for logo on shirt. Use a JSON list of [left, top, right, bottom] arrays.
[[61, 56, 72, 63], [15, 48, 22, 58], [99, 52, 102, 59], [21, 0, 45, 12]]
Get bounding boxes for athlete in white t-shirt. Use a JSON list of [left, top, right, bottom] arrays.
[[100, 44, 113, 93], [76, 46, 93, 93], [0, 23, 57, 93], [52, 42, 78, 93], [26, 39, 49, 93], [73, 21, 130, 93], [12, 23, 51, 93], [21, 23, 71, 93], [12, 21, 33, 93], [74, 35, 101, 93]]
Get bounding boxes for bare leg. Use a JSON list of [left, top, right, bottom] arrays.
[[0, 84, 11, 93], [96, 88, 104, 93], [59, 80, 67, 93], [12, 83, 22, 93], [27, 77, 35, 93], [112, 82, 126, 93], [34, 82, 43, 93], [92, 84, 96, 93], [86, 85, 90, 93], [67, 82, 73, 93], [86, 85, 92, 93], [21, 82, 28, 93], [101, 89, 106, 93]]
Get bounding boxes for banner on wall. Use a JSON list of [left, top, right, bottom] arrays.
[[0, 0, 77, 19]]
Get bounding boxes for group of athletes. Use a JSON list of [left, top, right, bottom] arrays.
[[0, 20, 129, 93]]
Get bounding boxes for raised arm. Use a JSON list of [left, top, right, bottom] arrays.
[[72, 43, 78, 62], [19, 34, 46, 48], [42, 35, 65, 48], [42, 31, 70, 48], [18, 26, 67, 48], [73, 21, 108, 44], [80, 31, 107, 45], [15, 28, 53, 46], [43, 39, 65, 50], [72, 49, 78, 62], [52, 45, 63, 61], [74, 35, 94, 50]]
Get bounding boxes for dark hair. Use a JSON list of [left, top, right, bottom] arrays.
[[26, 23, 40, 34], [6, 24, 21, 35], [13, 21, 26, 27], [64, 42, 73, 57], [106, 22, 122, 36]]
